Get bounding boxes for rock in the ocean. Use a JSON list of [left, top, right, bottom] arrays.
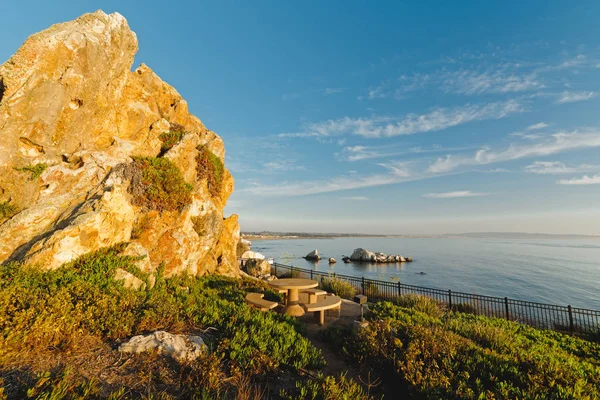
[[350, 248, 375, 262], [329, 257, 336, 264], [119, 331, 207, 362], [349, 248, 412, 263], [304, 249, 321, 260], [244, 258, 272, 277], [0, 11, 239, 277]]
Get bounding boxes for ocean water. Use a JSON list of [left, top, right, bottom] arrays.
[[251, 237, 600, 310]]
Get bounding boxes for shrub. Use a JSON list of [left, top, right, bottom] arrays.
[[196, 145, 224, 198], [158, 129, 185, 155], [393, 294, 447, 318], [324, 301, 600, 399], [129, 157, 192, 212], [320, 276, 357, 299], [0, 200, 18, 222], [362, 281, 380, 298], [14, 163, 48, 180], [0, 249, 326, 396]]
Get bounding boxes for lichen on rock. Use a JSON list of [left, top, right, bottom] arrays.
[[0, 10, 239, 277]]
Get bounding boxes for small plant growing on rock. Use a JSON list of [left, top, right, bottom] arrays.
[[0, 200, 18, 222], [14, 163, 48, 180], [158, 124, 186, 155], [196, 145, 224, 198], [128, 157, 192, 212]]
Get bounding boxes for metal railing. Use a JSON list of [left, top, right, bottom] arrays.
[[272, 262, 600, 336]]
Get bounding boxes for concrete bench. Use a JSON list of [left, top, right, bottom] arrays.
[[303, 295, 342, 325], [245, 292, 278, 311], [300, 288, 327, 304]]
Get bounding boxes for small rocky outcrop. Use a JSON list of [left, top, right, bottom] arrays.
[[329, 257, 336, 264], [244, 258, 271, 277], [0, 11, 239, 277], [118, 331, 207, 363], [304, 249, 321, 260], [350, 248, 412, 263]]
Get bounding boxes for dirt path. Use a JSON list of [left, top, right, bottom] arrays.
[[299, 299, 364, 380]]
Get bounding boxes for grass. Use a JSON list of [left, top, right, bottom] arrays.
[[13, 163, 48, 180], [129, 156, 193, 212], [196, 145, 224, 198], [0, 246, 328, 398], [0, 200, 18, 222], [321, 299, 600, 399]]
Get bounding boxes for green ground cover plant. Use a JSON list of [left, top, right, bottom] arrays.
[[196, 145, 224, 198], [321, 299, 600, 399], [129, 156, 192, 212], [0, 246, 326, 398], [280, 373, 376, 400], [14, 163, 48, 180]]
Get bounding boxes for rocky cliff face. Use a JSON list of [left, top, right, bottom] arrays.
[[0, 11, 240, 276]]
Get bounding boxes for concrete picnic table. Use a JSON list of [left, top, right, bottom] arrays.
[[268, 278, 318, 316]]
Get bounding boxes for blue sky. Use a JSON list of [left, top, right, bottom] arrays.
[[2, 1, 600, 234]]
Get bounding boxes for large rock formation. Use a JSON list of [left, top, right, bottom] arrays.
[[350, 248, 412, 263], [0, 11, 239, 276]]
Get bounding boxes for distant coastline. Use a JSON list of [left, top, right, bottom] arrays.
[[242, 231, 600, 241]]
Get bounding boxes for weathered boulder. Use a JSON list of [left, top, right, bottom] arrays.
[[118, 331, 207, 363], [0, 11, 239, 276], [350, 248, 375, 262], [329, 257, 336, 264], [114, 267, 146, 290], [240, 250, 265, 260], [350, 248, 411, 263], [304, 249, 321, 260], [244, 258, 271, 277]]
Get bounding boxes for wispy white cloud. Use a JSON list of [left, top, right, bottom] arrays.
[[281, 99, 524, 139], [341, 196, 369, 201], [324, 88, 345, 95], [338, 143, 475, 162], [524, 161, 599, 174], [239, 172, 413, 197], [510, 122, 550, 140], [557, 174, 600, 185], [441, 69, 542, 95], [422, 191, 489, 199], [526, 122, 550, 131], [263, 160, 306, 172], [428, 130, 600, 173], [555, 91, 596, 104]]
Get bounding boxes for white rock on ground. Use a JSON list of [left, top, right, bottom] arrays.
[[118, 331, 207, 363]]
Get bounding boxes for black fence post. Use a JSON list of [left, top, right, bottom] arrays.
[[504, 297, 509, 320], [568, 305, 574, 333], [448, 290, 452, 309], [362, 277, 366, 295], [310, 269, 313, 279], [274, 263, 278, 276], [397, 281, 401, 298]]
